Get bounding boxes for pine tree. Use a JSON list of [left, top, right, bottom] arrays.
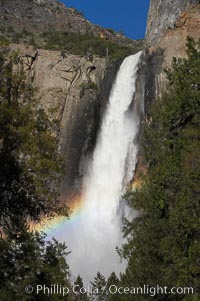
[[119, 37, 200, 300], [74, 275, 89, 300], [90, 272, 107, 301], [0, 46, 68, 234], [0, 45, 70, 300], [106, 272, 121, 301]]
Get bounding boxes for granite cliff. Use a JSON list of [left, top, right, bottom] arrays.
[[1, 0, 200, 196], [146, 0, 200, 45], [0, 0, 143, 196], [9, 43, 109, 195], [145, 1, 200, 105], [133, 1, 200, 187]]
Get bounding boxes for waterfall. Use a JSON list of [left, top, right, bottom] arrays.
[[48, 51, 143, 283]]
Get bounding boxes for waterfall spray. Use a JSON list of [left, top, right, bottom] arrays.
[[46, 51, 143, 283]]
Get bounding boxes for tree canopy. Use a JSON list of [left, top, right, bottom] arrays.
[[0, 45, 70, 300], [118, 37, 200, 300]]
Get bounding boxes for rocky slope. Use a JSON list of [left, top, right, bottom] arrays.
[[0, 0, 141, 48]]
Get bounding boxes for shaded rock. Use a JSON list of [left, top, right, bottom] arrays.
[[9, 43, 108, 197]]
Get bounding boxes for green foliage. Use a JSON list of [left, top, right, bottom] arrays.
[[107, 28, 115, 34], [74, 275, 89, 301], [0, 35, 9, 45], [119, 37, 200, 300], [90, 272, 107, 301], [0, 49, 68, 233], [79, 81, 98, 98], [106, 272, 121, 301], [0, 26, 6, 33], [7, 26, 14, 33], [89, 272, 120, 301], [0, 232, 71, 301], [0, 47, 70, 300], [43, 31, 134, 61], [0, 26, 38, 46], [12, 28, 35, 44]]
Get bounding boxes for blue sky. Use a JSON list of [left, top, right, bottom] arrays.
[[61, 0, 150, 40]]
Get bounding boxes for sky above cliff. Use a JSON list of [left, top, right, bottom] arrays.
[[61, 0, 150, 40]]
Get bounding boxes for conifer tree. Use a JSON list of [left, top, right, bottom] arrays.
[[90, 272, 107, 301], [74, 275, 89, 300], [106, 272, 121, 301], [0, 45, 70, 300], [119, 37, 200, 300]]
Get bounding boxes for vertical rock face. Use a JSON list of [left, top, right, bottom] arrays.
[[5, 0, 200, 200], [10, 44, 109, 197], [145, 4, 200, 100], [146, 0, 199, 45], [134, 2, 200, 186]]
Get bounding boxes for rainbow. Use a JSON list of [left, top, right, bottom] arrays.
[[31, 195, 84, 237]]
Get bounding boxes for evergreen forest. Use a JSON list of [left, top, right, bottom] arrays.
[[0, 33, 199, 300]]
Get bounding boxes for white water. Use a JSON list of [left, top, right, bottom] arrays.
[[48, 51, 143, 283]]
